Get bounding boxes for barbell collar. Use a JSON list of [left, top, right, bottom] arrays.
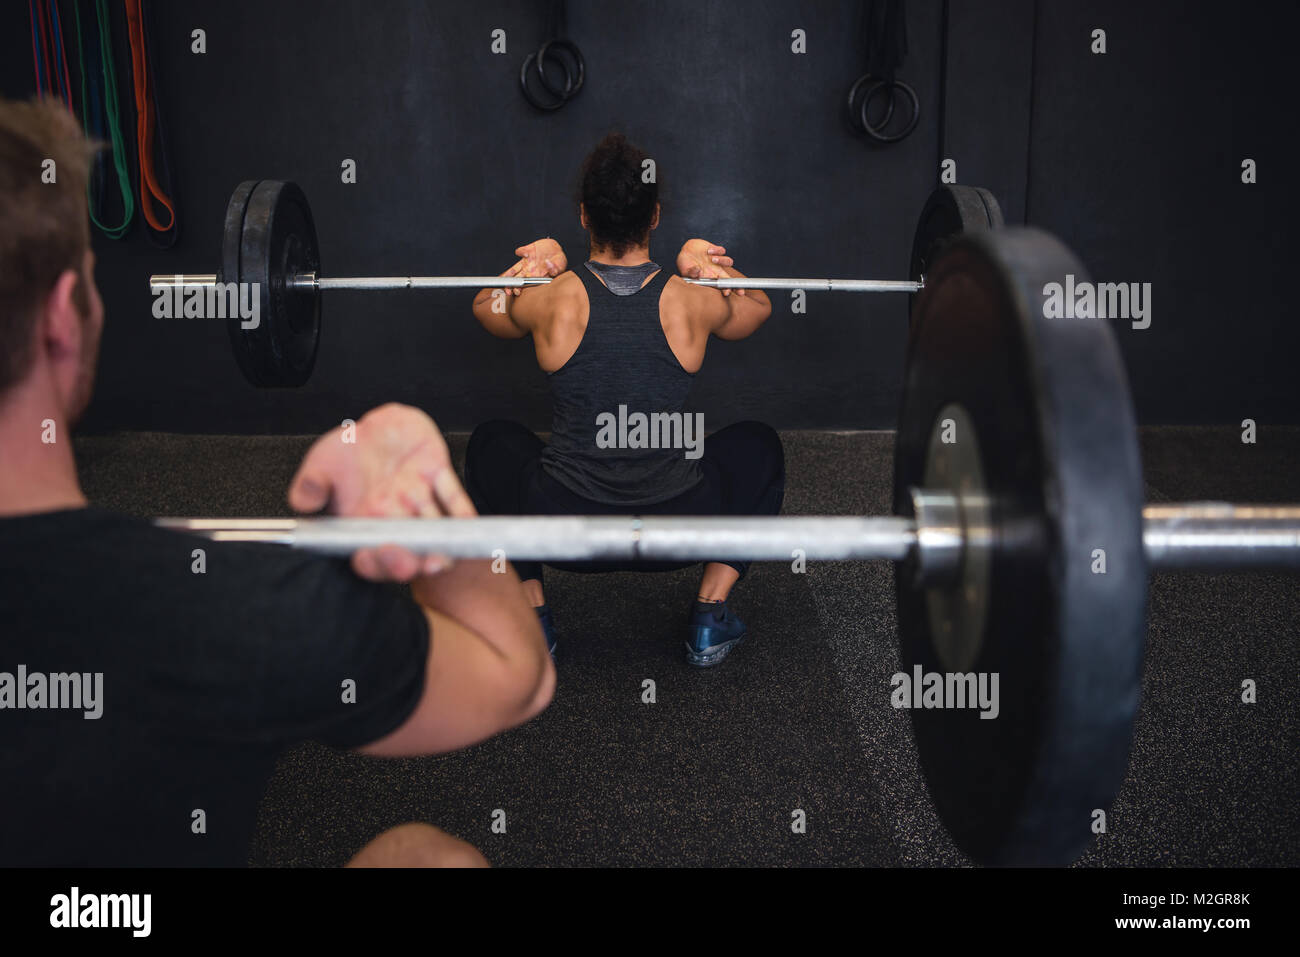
[[908, 488, 965, 588], [150, 274, 219, 294]]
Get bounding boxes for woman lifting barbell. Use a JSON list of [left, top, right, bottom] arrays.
[[467, 133, 785, 666]]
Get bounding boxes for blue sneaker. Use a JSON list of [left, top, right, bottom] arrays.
[[535, 605, 559, 657], [685, 600, 746, 667]]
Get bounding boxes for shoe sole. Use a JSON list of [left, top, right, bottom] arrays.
[[685, 632, 745, 668]]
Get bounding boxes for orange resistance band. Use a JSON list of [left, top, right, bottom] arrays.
[[125, 0, 174, 233]]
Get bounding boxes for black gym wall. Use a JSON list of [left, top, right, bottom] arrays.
[[2, 1, 1296, 435]]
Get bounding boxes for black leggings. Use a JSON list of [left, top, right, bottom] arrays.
[[464, 420, 786, 585]]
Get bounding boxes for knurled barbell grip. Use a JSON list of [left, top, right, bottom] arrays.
[[155, 514, 923, 563]]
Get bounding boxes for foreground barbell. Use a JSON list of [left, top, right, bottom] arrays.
[[158, 506, 1300, 568], [148, 179, 1002, 386], [156, 228, 1297, 867]]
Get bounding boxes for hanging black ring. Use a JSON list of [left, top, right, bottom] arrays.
[[847, 72, 894, 134], [859, 78, 919, 144], [520, 50, 567, 111], [536, 38, 585, 100]]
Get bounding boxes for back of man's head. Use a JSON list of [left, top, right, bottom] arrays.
[[0, 98, 96, 397]]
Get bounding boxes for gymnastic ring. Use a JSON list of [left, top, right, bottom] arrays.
[[858, 79, 897, 133], [520, 50, 567, 111], [860, 78, 919, 144], [846, 72, 893, 133], [537, 39, 585, 100]]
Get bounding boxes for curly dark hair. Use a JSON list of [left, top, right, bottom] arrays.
[[575, 133, 658, 257]]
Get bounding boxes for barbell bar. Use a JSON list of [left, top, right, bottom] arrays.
[[150, 273, 553, 291], [157, 503, 1300, 569], [148, 179, 997, 386], [149, 273, 925, 294], [153, 227, 1297, 868]]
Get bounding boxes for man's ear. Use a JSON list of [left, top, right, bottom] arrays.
[[42, 268, 84, 360], [578, 202, 588, 230], [650, 203, 661, 231]]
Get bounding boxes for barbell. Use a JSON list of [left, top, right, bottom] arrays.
[[157, 227, 1299, 866], [148, 179, 1003, 387], [159, 507, 1300, 568]]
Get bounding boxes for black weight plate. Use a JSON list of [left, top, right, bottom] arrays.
[[219, 180, 259, 289], [228, 180, 321, 387], [909, 184, 1004, 318], [221, 180, 260, 385], [972, 186, 1003, 229], [893, 228, 1146, 865]]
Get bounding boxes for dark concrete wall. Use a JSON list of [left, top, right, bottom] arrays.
[[2, 1, 1294, 433]]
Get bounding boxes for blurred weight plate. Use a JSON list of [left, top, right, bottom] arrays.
[[894, 227, 1146, 865]]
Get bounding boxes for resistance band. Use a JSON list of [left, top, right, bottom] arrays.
[[75, 0, 135, 238], [124, 0, 174, 235]]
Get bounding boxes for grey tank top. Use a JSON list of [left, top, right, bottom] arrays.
[[540, 263, 703, 505]]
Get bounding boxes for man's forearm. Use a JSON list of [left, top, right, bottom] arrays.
[[411, 560, 545, 658]]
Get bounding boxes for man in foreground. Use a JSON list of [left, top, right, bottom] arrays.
[[0, 97, 553, 867]]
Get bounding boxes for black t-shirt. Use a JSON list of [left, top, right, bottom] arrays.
[[0, 507, 429, 866]]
